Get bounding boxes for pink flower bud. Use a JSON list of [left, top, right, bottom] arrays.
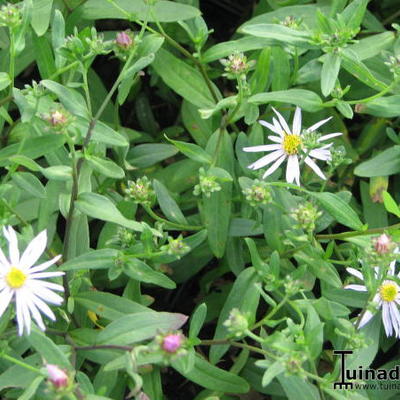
[[116, 31, 133, 49], [162, 333, 182, 353], [374, 234, 392, 254], [46, 364, 68, 389], [49, 110, 67, 126]]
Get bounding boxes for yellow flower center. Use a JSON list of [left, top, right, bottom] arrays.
[[5, 267, 27, 289], [379, 282, 398, 302], [283, 134, 302, 155]]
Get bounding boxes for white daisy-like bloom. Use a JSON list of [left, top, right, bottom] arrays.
[[243, 107, 342, 185], [0, 226, 64, 335], [345, 260, 400, 338]]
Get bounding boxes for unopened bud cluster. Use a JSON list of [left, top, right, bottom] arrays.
[[124, 177, 155, 206], [301, 130, 321, 150], [366, 234, 398, 265], [111, 227, 135, 249], [280, 16, 301, 29], [193, 169, 221, 198], [223, 308, 249, 337], [327, 145, 351, 169], [114, 31, 135, 60], [242, 179, 272, 207], [290, 201, 322, 233], [161, 235, 190, 257], [0, 3, 21, 29], [283, 352, 307, 377], [385, 55, 400, 77], [42, 107, 74, 134], [220, 52, 255, 78]]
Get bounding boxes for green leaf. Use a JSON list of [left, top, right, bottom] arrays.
[[189, 303, 207, 339], [97, 311, 188, 345], [321, 53, 341, 97], [172, 354, 249, 393], [153, 179, 187, 225], [74, 291, 150, 321], [75, 192, 145, 233], [249, 89, 323, 112], [277, 375, 320, 400], [86, 155, 125, 179], [32, 32, 56, 79], [152, 49, 217, 108], [356, 95, 400, 118], [310, 192, 363, 230], [127, 143, 178, 168], [11, 172, 46, 199], [124, 258, 176, 289], [41, 80, 89, 118], [210, 268, 260, 363], [18, 376, 45, 400], [304, 305, 323, 359], [30, 0, 53, 36], [382, 191, 400, 218], [257, 360, 285, 387], [62, 249, 119, 271], [0, 72, 11, 91], [165, 136, 212, 164], [341, 0, 368, 30], [203, 36, 273, 63], [41, 165, 72, 181], [241, 24, 314, 48], [0, 135, 66, 167], [341, 50, 387, 91], [181, 100, 213, 147], [354, 146, 400, 177], [27, 328, 71, 368], [75, 0, 201, 22], [75, 117, 129, 147]]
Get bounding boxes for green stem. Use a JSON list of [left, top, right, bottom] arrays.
[[345, 80, 397, 105], [1, 353, 45, 375], [143, 206, 203, 231], [252, 295, 289, 330], [316, 223, 400, 240], [8, 30, 15, 98]]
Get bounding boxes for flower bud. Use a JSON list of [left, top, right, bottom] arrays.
[[46, 364, 69, 389], [124, 177, 155, 206], [223, 308, 248, 337], [193, 169, 221, 198], [242, 179, 272, 207], [161, 235, 190, 257], [290, 202, 322, 233], [162, 333, 183, 353], [374, 234, 393, 254], [116, 31, 133, 49], [0, 3, 21, 29]]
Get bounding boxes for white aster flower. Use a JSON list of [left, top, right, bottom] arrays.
[[0, 226, 64, 335], [345, 260, 400, 338], [243, 107, 342, 185]]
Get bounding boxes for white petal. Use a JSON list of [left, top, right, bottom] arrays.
[[358, 310, 374, 329], [292, 107, 302, 135], [304, 157, 326, 180], [309, 149, 331, 161], [24, 292, 46, 331], [346, 267, 364, 281], [272, 118, 284, 137], [18, 293, 32, 335], [19, 230, 47, 270], [247, 150, 284, 170], [306, 116, 332, 133], [272, 107, 291, 134], [317, 132, 342, 142], [0, 288, 13, 317], [382, 303, 393, 336], [27, 282, 64, 305], [267, 135, 282, 143], [15, 291, 25, 336], [4, 226, 20, 265], [344, 284, 367, 292], [389, 259, 396, 276], [28, 255, 62, 274], [286, 155, 299, 184], [259, 120, 282, 135], [30, 280, 64, 292], [262, 155, 286, 179], [389, 302, 400, 337], [29, 271, 65, 279], [0, 247, 10, 268], [30, 294, 56, 321], [243, 144, 282, 152]]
